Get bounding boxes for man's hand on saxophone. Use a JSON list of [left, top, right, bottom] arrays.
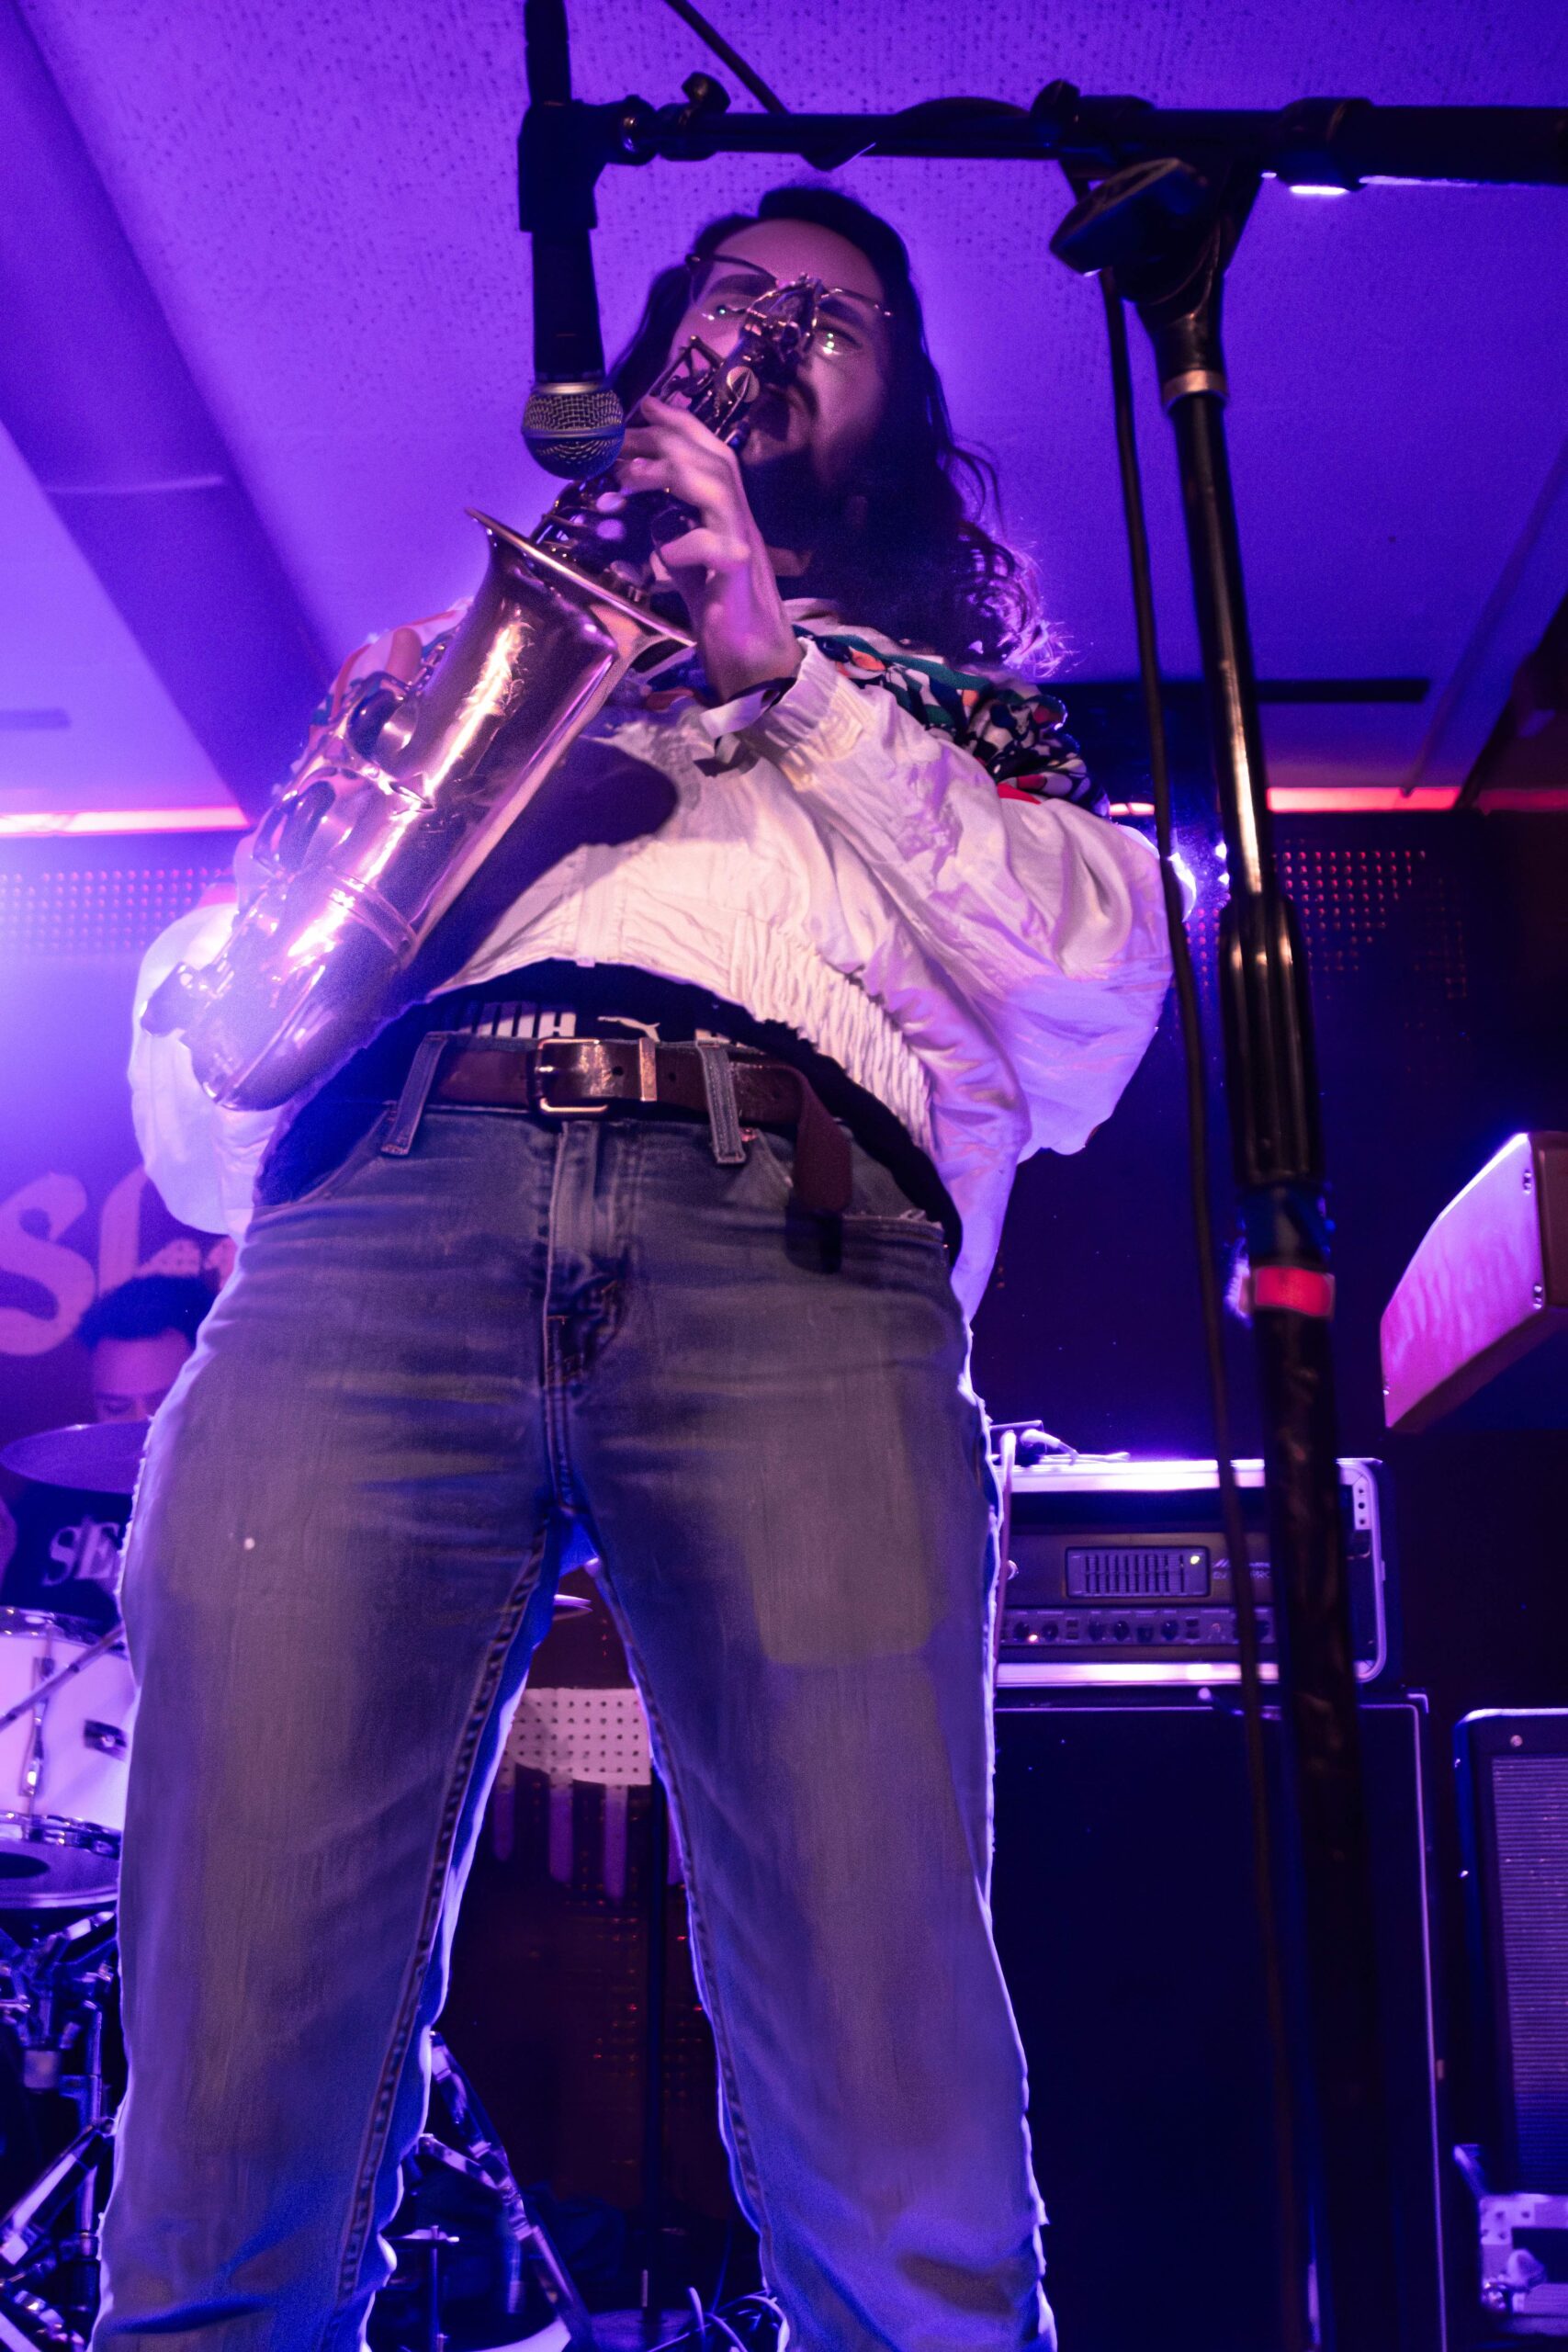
[[614, 395, 803, 703]]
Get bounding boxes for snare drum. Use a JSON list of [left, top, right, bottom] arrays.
[[0, 1611, 136, 1907]]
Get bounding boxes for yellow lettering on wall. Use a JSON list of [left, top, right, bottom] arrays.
[[0, 1176, 96, 1357]]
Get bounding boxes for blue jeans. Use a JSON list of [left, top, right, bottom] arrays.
[[95, 1100, 1049, 2352]]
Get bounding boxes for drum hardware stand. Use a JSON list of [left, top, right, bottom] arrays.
[[386, 2030, 599, 2352], [0, 1917, 118, 2352], [0, 1970, 598, 2352], [390, 2229, 457, 2352], [0, 1634, 123, 1744]]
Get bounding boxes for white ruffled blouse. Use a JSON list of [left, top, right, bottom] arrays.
[[130, 603, 1172, 1322]]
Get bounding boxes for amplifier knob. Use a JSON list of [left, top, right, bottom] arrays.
[[1160, 1618, 1179, 1640], [1112, 1621, 1130, 1642]]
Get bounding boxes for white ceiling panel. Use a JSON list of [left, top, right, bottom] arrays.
[[8, 0, 1568, 809], [0, 422, 231, 812]]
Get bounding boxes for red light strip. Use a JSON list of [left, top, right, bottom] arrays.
[[0, 804, 248, 839], [1265, 785, 1461, 813], [1111, 789, 1462, 820], [1475, 786, 1568, 811]]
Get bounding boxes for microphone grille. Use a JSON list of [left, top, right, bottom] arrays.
[[523, 382, 626, 480]]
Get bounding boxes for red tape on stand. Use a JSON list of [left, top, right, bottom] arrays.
[[1251, 1264, 1337, 1319]]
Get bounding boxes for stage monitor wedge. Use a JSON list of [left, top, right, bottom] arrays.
[[1382, 1132, 1568, 1432]]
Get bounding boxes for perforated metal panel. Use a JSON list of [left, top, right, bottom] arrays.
[[1276, 841, 1469, 1000], [1184, 836, 1471, 1012], [0, 851, 231, 960]]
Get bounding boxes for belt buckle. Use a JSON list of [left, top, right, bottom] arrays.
[[531, 1039, 609, 1117]]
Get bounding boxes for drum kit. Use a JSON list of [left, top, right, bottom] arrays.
[[0, 1418, 599, 2352]]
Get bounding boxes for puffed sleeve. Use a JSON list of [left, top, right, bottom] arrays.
[[722, 640, 1170, 1158], [130, 899, 276, 1238]]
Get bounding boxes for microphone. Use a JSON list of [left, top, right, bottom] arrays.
[[521, 238, 625, 478], [519, 0, 625, 479]]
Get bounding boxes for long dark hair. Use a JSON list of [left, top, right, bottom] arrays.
[[610, 186, 1052, 672]]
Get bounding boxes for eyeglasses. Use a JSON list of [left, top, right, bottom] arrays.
[[684, 251, 895, 363]]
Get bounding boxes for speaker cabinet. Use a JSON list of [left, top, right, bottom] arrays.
[[991, 1696, 1445, 2352], [1456, 1708, 1568, 2192]]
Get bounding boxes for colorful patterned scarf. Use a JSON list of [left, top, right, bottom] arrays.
[[634, 615, 1106, 817]]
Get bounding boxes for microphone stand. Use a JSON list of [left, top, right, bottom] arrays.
[[1045, 155, 1394, 2349], [519, 39, 1568, 2346]]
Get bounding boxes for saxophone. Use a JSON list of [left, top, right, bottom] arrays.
[[142, 277, 826, 1112]]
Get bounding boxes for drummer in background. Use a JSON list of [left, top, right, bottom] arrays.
[[78, 1273, 213, 1425], [0, 1274, 214, 1630]]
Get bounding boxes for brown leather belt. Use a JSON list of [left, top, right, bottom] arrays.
[[381, 1033, 852, 1215]]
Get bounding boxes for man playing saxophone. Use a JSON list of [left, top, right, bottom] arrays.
[[97, 188, 1169, 2352]]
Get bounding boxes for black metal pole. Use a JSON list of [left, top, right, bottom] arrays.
[[1086, 253, 1308, 2352], [600, 90, 1568, 184], [1171, 390, 1397, 2352], [640, 1773, 670, 2334], [1047, 159, 1398, 2346]]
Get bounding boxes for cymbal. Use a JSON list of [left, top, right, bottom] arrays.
[[0, 1420, 150, 1495], [0, 1429, 615, 1589]]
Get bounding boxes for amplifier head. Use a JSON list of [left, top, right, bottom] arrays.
[[993, 1454, 1388, 1689]]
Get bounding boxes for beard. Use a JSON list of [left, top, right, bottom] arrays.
[[739, 442, 854, 561]]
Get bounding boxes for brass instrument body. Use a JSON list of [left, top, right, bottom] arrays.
[[142, 281, 826, 1114], [145, 520, 681, 1111]]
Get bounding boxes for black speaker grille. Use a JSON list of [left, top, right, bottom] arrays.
[[1494, 1755, 1568, 2181]]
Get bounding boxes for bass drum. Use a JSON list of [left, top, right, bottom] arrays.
[[0, 1611, 136, 1908]]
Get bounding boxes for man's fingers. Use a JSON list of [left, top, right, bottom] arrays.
[[655, 526, 750, 578], [620, 448, 736, 519], [624, 407, 742, 482], [620, 423, 728, 468], [637, 394, 737, 458], [618, 396, 761, 592], [617, 453, 673, 491]]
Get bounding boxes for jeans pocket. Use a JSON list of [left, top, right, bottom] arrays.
[[252, 1097, 394, 1217], [751, 1125, 950, 1247], [840, 1156, 951, 1249], [840, 1206, 950, 1248], [745, 1126, 798, 1208]]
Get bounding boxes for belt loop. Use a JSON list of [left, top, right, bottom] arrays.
[[381, 1032, 455, 1158], [695, 1042, 746, 1166]]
